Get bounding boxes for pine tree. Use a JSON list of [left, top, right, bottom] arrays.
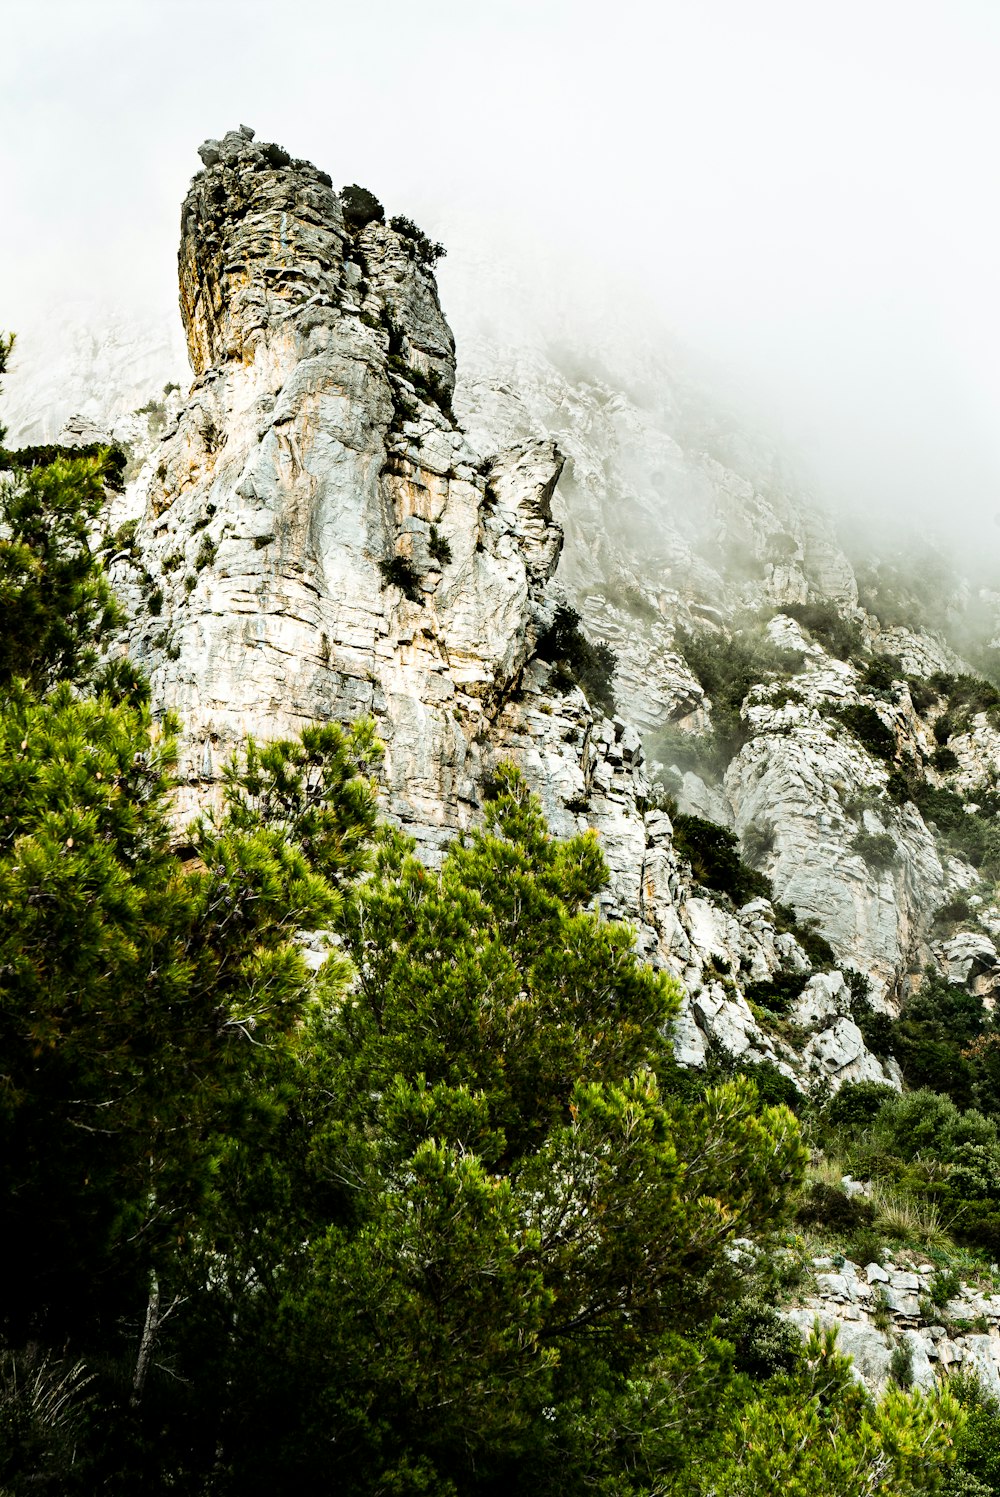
[[175, 768, 809, 1493], [0, 687, 381, 1348]]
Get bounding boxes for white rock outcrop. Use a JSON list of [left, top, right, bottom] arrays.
[[90, 127, 909, 1087], [19, 128, 1000, 1087], [789, 1257, 1000, 1397]]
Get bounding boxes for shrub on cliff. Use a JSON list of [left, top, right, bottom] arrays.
[[536, 603, 617, 716], [389, 213, 446, 266], [782, 601, 865, 662], [340, 183, 385, 230], [672, 811, 771, 905], [836, 702, 897, 761], [676, 620, 804, 765]]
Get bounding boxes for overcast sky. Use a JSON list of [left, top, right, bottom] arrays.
[[4, 0, 1000, 546]]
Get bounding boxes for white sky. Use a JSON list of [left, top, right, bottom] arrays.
[[4, 0, 1000, 545]]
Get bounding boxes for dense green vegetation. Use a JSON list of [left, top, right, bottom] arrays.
[[836, 701, 898, 761], [378, 553, 423, 601], [389, 212, 446, 266], [0, 336, 978, 1493], [672, 810, 771, 905], [674, 618, 804, 764], [782, 600, 865, 662], [666, 806, 835, 973], [536, 602, 617, 715], [340, 182, 385, 229]]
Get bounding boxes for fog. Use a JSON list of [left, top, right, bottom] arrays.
[[3, 0, 1000, 564]]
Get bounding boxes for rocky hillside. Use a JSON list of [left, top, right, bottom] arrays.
[[8, 126, 1000, 1112]]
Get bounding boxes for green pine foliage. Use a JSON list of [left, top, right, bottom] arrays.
[[0, 684, 382, 1350], [536, 603, 617, 716], [159, 766, 808, 1493], [0, 448, 122, 691]]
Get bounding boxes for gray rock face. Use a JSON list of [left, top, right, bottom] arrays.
[[26, 130, 1000, 1087], [442, 261, 1000, 1017], [453, 331, 858, 740], [786, 1309, 894, 1387], [726, 710, 945, 995], [88, 128, 905, 1089], [790, 1257, 1000, 1395], [116, 128, 572, 851]]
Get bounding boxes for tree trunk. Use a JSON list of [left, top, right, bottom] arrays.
[[131, 1272, 160, 1406]]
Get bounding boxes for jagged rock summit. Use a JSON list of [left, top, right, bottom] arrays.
[[119, 125, 570, 850]]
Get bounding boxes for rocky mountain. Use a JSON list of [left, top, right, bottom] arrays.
[[7, 125, 1000, 1110]]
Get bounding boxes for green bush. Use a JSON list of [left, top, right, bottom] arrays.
[[378, 555, 423, 602], [389, 214, 446, 266], [714, 1296, 804, 1380], [340, 183, 385, 230], [536, 604, 616, 716], [851, 829, 898, 873], [836, 703, 897, 761], [741, 821, 776, 866], [825, 1082, 1000, 1256], [672, 813, 770, 906], [929, 1267, 960, 1307], [932, 745, 961, 772], [772, 904, 837, 968], [111, 518, 139, 554], [891, 981, 990, 1108], [935, 712, 956, 745], [782, 601, 865, 661], [428, 525, 452, 566], [934, 672, 1000, 718], [862, 654, 903, 691], [795, 1182, 876, 1233], [261, 141, 291, 169], [676, 621, 804, 762], [849, 997, 896, 1060], [744, 972, 809, 1016], [936, 895, 973, 925], [909, 675, 943, 711], [889, 1340, 914, 1389], [824, 1080, 898, 1130], [948, 1371, 1000, 1493], [910, 783, 1000, 879]]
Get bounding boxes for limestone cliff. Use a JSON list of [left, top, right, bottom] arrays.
[[113, 126, 571, 856], [20, 127, 1000, 1096], [86, 126, 906, 1093]]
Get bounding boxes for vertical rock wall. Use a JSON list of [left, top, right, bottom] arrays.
[[101, 128, 910, 1092]]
